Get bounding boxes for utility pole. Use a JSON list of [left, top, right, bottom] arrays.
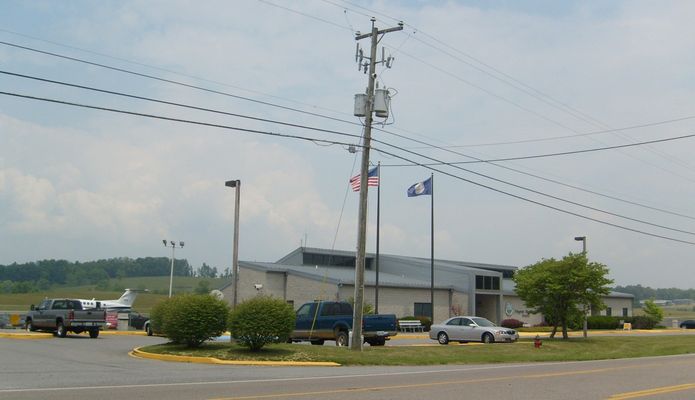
[[351, 18, 403, 351], [225, 179, 241, 308]]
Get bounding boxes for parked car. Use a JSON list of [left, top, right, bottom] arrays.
[[290, 301, 398, 346], [680, 320, 695, 329], [25, 298, 106, 338], [129, 312, 153, 335], [429, 316, 519, 344]]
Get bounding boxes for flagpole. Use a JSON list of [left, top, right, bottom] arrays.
[[430, 173, 434, 321], [375, 162, 381, 313]]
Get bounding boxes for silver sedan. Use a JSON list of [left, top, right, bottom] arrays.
[[429, 316, 519, 344]]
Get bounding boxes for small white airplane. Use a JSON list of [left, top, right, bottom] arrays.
[[78, 289, 147, 311]]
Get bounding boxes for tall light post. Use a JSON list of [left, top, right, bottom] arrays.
[[225, 179, 241, 308], [163, 240, 184, 298], [574, 236, 588, 338]]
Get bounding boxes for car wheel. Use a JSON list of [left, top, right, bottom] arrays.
[[367, 338, 386, 346], [56, 322, 67, 338], [89, 329, 99, 338], [25, 319, 35, 332], [437, 332, 449, 345], [310, 339, 325, 345], [482, 332, 494, 344], [335, 331, 348, 347], [146, 323, 153, 336]]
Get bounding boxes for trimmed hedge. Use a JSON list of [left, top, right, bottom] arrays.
[[150, 294, 230, 347], [586, 315, 658, 330], [229, 296, 295, 351]]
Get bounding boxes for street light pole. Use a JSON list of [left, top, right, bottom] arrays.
[[163, 240, 184, 298], [225, 180, 241, 308], [574, 236, 588, 338]]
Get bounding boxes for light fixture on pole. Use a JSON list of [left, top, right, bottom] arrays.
[[574, 235, 588, 338], [574, 236, 587, 254], [225, 179, 241, 308], [163, 239, 184, 298]]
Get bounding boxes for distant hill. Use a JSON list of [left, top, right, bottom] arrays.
[[614, 284, 695, 303], [0, 276, 233, 312], [0, 257, 230, 295]]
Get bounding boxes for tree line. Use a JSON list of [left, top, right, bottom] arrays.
[[0, 257, 229, 294], [613, 284, 695, 303]]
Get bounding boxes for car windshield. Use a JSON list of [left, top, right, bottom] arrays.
[[471, 317, 496, 327]]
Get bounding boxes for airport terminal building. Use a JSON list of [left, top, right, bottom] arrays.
[[220, 247, 633, 325]]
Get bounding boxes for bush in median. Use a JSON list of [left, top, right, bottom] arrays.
[[587, 316, 621, 330], [150, 294, 230, 347], [228, 296, 295, 351]]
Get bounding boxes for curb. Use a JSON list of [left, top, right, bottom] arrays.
[[101, 330, 147, 336], [129, 347, 341, 367], [0, 331, 53, 339]]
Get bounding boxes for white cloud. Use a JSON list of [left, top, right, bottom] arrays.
[[2, 1, 695, 287]]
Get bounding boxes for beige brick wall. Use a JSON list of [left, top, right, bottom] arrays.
[[503, 295, 544, 326], [222, 266, 628, 327], [223, 267, 470, 322], [337, 286, 468, 323], [599, 297, 633, 317]]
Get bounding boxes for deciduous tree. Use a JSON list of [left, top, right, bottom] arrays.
[[514, 253, 613, 339]]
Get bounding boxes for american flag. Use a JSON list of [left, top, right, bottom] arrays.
[[350, 166, 379, 192]]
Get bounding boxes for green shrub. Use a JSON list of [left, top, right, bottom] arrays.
[[642, 299, 664, 322], [629, 315, 658, 329], [228, 296, 295, 351], [150, 294, 229, 347], [414, 316, 432, 332], [587, 316, 621, 329]]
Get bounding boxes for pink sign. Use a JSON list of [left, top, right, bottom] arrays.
[[106, 311, 118, 329]]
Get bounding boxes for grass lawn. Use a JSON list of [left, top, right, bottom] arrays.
[[140, 336, 695, 366], [635, 305, 695, 320]]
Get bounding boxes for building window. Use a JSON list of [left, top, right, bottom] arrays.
[[302, 253, 356, 267], [622, 307, 628, 317], [414, 302, 432, 318], [475, 275, 500, 291], [606, 307, 612, 316]]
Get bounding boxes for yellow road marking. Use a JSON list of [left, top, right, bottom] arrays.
[[608, 383, 695, 399]]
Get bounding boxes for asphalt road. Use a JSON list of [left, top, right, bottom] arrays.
[[2, 333, 695, 399]]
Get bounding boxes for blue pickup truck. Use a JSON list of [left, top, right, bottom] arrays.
[[290, 301, 398, 346]]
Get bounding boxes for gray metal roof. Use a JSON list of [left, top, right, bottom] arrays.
[[239, 261, 468, 291]]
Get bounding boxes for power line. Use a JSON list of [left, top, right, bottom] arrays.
[[12, 70, 695, 166], [0, 29, 355, 122], [383, 133, 695, 166], [0, 40, 362, 129], [4, 89, 695, 242], [321, 1, 695, 180], [6, 67, 695, 225], [0, 90, 360, 149], [0, 70, 362, 142], [405, 115, 695, 149], [258, 0, 354, 32], [5, 39, 695, 222]]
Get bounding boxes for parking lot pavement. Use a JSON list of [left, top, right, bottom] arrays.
[[0, 328, 146, 339]]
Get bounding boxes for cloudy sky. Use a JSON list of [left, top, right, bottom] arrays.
[[2, 1, 695, 288]]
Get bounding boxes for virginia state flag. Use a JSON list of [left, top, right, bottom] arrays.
[[407, 177, 432, 197]]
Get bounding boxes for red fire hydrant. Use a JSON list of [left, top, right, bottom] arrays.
[[534, 335, 542, 348]]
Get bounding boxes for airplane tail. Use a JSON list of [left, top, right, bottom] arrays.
[[116, 289, 140, 307]]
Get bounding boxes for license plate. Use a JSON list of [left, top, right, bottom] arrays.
[[376, 331, 388, 336]]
